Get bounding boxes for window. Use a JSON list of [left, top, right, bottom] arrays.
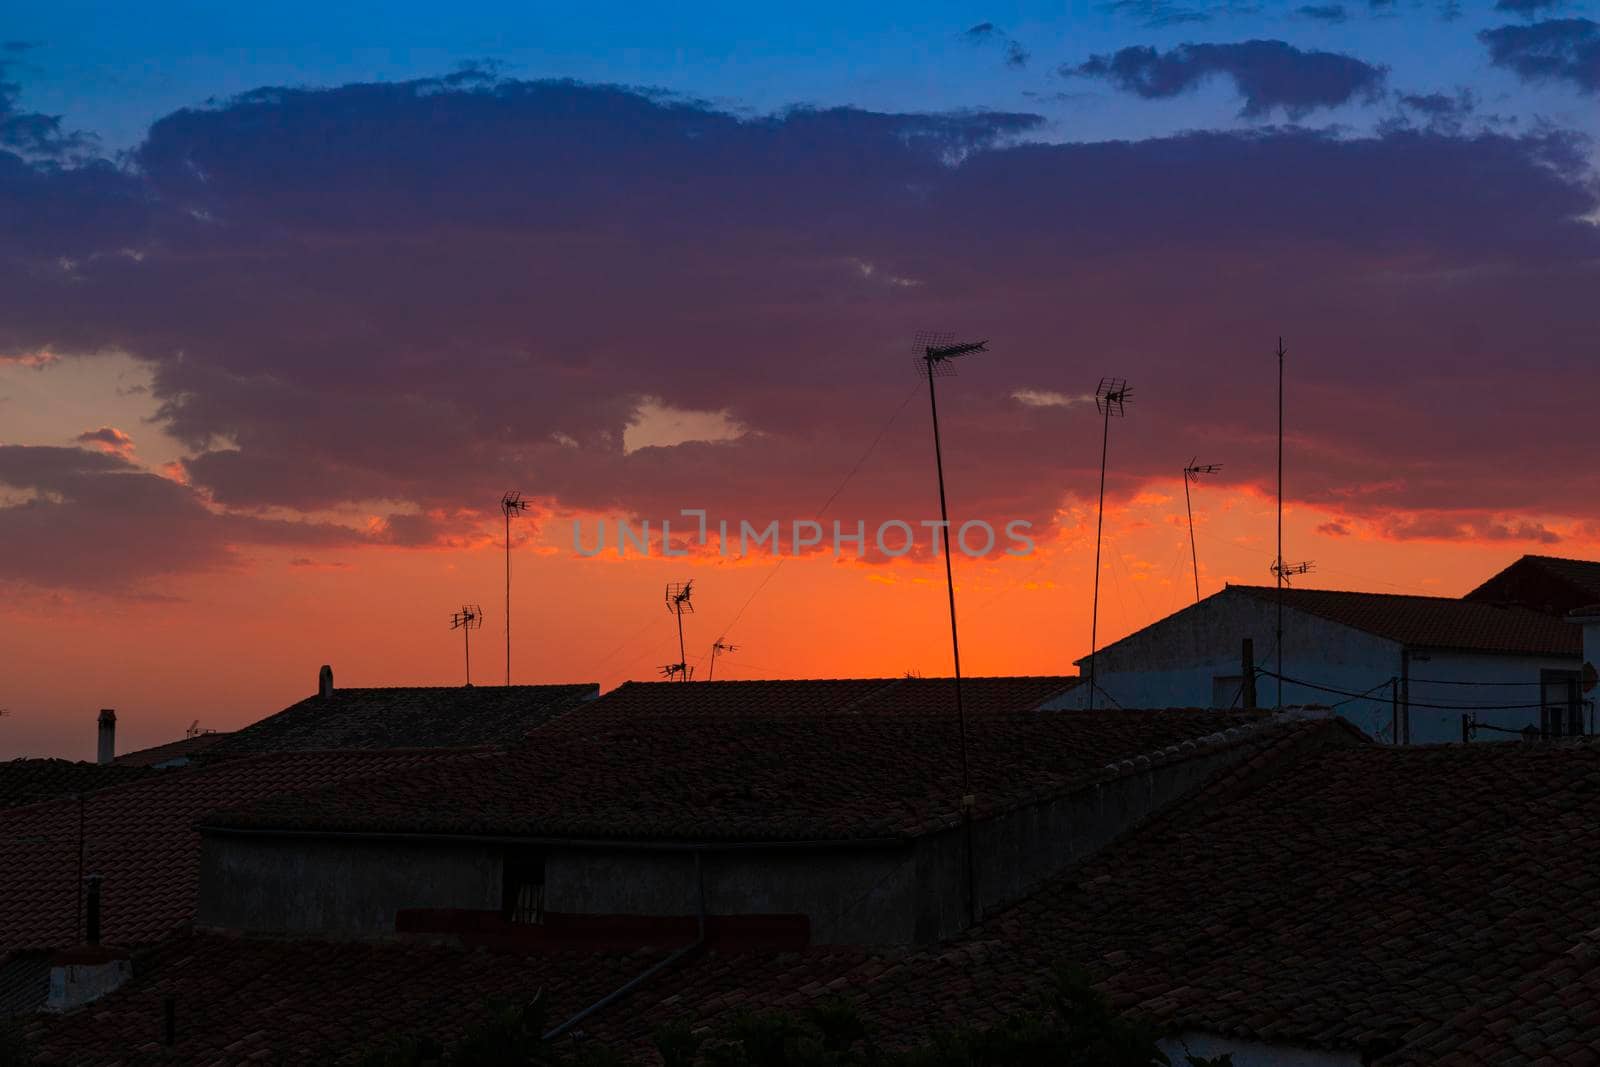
[[1211, 675, 1244, 709], [501, 848, 545, 925], [1541, 670, 1583, 739]]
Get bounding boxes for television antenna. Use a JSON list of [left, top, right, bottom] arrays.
[[500, 491, 532, 687], [707, 640, 740, 681], [1182, 459, 1222, 603], [663, 581, 694, 683], [1270, 559, 1315, 585], [1087, 377, 1133, 713], [913, 329, 987, 930], [451, 604, 485, 686]]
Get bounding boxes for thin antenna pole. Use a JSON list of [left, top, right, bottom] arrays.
[[505, 506, 511, 686], [1089, 401, 1110, 712], [1184, 465, 1199, 603], [924, 358, 971, 796], [675, 605, 687, 683], [1276, 337, 1285, 713], [465, 619, 472, 686]]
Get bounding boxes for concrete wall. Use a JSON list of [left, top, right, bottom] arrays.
[[1404, 649, 1585, 745], [914, 730, 1268, 939], [542, 845, 919, 944], [1071, 590, 1401, 727], [196, 835, 502, 936]]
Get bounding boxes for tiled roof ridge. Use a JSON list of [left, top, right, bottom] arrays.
[[1088, 714, 1369, 843], [0, 746, 493, 821], [301, 683, 596, 695], [1231, 583, 1505, 605]]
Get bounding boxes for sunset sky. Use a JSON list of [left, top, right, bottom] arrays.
[[3, 1, 1598, 758]]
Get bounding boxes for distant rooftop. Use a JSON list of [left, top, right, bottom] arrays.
[[1464, 553, 1600, 619], [1230, 584, 1579, 657], [203, 704, 1264, 843], [581, 675, 1081, 718], [207, 683, 600, 755], [114, 731, 232, 768]]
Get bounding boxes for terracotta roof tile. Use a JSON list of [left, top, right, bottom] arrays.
[[208, 683, 599, 755], [0, 749, 485, 953], [202, 705, 1263, 841], [113, 733, 232, 767], [1231, 584, 1580, 656], [0, 760, 159, 811]]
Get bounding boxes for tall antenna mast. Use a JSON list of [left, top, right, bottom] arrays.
[[500, 491, 531, 687], [1087, 377, 1132, 713], [1275, 337, 1285, 712], [913, 332, 986, 788], [914, 330, 987, 931], [450, 604, 484, 686], [707, 640, 739, 681], [1183, 459, 1222, 603], [663, 581, 695, 682]]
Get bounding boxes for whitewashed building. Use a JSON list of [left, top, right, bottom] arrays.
[[1072, 583, 1588, 745]]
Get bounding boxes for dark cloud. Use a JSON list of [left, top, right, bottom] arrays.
[[1066, 40, 1388, 118], [1494, 0, 1562, 14], [0, 446, 365, 592], [1102, 0, 1213, 27], [963, 23, 1030, 69], [1299, 5, 1349, 22], [0, 54, 97, 161], [0, 75, 1598, 590], [1479, 18, 1600, 93], [1317, 521, 1352, 538], [1398, 90, 1475, 117]]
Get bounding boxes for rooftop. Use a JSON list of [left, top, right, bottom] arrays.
[[576, 676, 1081, 718], [0, 747, 486, 953], [202, 704, 1261, 842], [37, 722, 1600, 1064], [1230, 583, 1580, 657], [206, 682, 600, 755], [0, 759, 157, 811], [113, 731, 232, 768], [1464, 554, 1600, 618]]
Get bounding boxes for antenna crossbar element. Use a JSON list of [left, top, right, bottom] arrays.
[[912, 331, 988, 378], [1270, 559, 1315, 585], [664, 581, 694, 682], [1094, 377, 1133, 417]]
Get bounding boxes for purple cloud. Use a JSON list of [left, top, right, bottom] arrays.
[[1066, 40, 1388, 118], [1480, 19, 1600, 93], [0, 75, 1597, 592]]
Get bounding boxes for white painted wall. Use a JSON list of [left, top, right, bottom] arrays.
[[1159, 1031, 1360, 1067], [1070, 588, 1585, 745]]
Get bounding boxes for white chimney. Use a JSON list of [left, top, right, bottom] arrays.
[[318, 664, 334, 699], [96, 709, 116, 765]]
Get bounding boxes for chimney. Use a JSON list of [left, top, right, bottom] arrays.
[[47, 874, 131, 1012], [319, 664, 334, 699], [96, 709, 116, 764]]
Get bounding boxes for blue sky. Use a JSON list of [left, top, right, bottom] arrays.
[[6, 0, 1597, 151]]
